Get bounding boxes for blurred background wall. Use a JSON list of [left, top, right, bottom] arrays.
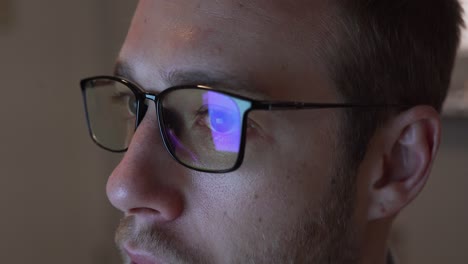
[[0, 1, 466, 263], [0, 0, 135, 263]]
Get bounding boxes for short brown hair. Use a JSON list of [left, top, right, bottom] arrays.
[[324, 0, 465, 167]]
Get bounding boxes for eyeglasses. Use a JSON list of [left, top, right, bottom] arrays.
[[80, 75, 403, 173]]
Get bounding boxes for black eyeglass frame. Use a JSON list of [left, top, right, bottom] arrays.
[[80, 75, 408, 173]]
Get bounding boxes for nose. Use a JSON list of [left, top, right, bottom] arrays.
[[106, 110, 184, 222]]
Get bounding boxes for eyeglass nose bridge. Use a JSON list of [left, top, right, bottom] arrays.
[[136, 92, 185, 172], [134, 93, 177, 167], [136, 93, 158, 127]]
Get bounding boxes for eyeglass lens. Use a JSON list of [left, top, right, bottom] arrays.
[[84, 79, 252, 172], [84, 79, 138, 151], [160, 89, 251, 171]]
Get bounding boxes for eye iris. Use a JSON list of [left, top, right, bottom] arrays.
[[209, 110, 237, 133], [128, 96, 137, 115]]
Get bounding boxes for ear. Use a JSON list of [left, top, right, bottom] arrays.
[[365, 106, 441, 220]]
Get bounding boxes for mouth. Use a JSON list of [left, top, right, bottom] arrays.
[[125, 248, 163, 264]]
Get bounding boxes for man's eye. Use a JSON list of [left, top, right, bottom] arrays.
[[196, 106, 242, 134], [208, 109, 239, 133], [111, 92, 137, 115]]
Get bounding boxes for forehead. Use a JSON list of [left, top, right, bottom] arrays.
[[130, 0, 331, 35], [120, 0, 336, 101]]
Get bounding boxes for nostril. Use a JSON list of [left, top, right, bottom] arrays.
[[128, 207, 161, 216], [128, 203, 182, 223]]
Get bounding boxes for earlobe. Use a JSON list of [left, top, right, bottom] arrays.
[[367, 106, 441, 220]]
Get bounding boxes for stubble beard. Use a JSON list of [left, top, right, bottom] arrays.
[[115, 166, 359, 264]]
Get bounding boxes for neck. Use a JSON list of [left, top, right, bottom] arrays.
[[360, 218, 394, 264]]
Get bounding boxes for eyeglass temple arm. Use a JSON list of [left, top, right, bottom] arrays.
[[252, 101, 409, 111]]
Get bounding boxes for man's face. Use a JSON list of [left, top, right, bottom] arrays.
[[107, 0, 364, 263]]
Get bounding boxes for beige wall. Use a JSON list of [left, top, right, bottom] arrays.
[[0, 1, 467, 263], [0, 1, 135, 263]]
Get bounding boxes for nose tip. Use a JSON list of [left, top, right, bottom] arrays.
[[106, 171, 184, 222], [106, 119, 184, 223]]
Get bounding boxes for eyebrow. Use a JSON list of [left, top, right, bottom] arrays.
[[113, 60, 270, 99]]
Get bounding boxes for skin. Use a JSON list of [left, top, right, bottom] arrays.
[[106, 0, 442, 263]]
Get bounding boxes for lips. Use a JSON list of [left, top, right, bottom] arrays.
[[126, 249, 162, 264]]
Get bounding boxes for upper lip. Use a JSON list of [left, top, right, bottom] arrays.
[[125, 248, 162, 264]]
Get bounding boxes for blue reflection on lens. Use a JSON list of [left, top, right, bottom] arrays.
[[203, 92, 241, 153], [209, 109, 237, 133]]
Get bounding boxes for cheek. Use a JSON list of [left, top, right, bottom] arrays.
[[182, 110, 339, 258], [187, 138, 333, 247], [249, 110, 338, 191]]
